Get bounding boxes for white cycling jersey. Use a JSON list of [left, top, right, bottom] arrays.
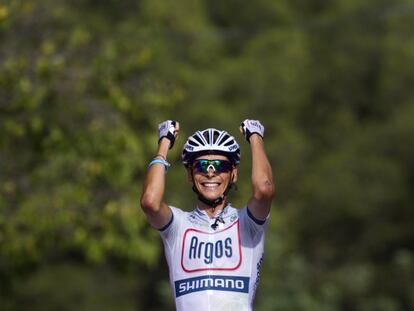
[[159, 204, 268, 311]]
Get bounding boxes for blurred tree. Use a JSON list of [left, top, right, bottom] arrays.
[[1, 0, 414, 310]]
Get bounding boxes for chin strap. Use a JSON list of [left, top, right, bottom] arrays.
[[192, 183, 233, 208]]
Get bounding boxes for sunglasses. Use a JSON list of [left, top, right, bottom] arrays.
[[192, 159, 233, 174]]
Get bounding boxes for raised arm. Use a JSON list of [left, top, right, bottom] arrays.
[[240, 119, 275, 221], [140, 120, 179, 229]]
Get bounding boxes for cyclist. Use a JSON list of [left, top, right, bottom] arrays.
[[140, 119, 274, 311]]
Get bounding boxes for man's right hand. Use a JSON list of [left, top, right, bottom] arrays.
[[158, 120, 179, 149]]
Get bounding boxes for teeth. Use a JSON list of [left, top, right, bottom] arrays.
[[202, 182, 220, 187]]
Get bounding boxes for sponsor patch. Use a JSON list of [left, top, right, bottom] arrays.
[[181, 220, 241, 272], [175, 275, 249, 297]]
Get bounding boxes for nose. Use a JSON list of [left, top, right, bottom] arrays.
[[206, 164, 216, 176], [207, 164, 215, 172]]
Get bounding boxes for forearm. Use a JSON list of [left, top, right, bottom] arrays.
[[140, 138, 170, 212], [250, 135, 274, 200]]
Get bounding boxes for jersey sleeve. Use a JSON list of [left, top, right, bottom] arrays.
[[158, 206, 183, 246], [239, 205, 269, 238]]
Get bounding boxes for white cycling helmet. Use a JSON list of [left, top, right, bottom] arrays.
[[182, 128, 240, 167]]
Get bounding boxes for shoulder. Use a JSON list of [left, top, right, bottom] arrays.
[[237, 205, 269, 235], [158, 205, 185, 234], [169, 205, 184, 216]]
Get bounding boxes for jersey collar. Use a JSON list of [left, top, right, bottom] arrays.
[[195, 203, 229, 219]]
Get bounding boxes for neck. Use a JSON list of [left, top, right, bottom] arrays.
[[197, 200, 227, 218]]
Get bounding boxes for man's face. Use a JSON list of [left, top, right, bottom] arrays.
[[188, 154, 238, 201]]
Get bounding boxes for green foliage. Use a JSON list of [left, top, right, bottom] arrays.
[[1, 0, 414, 310]]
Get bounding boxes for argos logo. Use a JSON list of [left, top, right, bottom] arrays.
[[188, 236, 233, 264], [181, 220, 242, 272]]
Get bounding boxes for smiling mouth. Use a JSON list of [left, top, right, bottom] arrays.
[[201, 182, 221, 188]]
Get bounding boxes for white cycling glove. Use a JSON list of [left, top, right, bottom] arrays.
[[158, 120, 179, 149], [240, 119, 264, 143]]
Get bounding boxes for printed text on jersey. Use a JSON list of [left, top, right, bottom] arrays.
[[175, 275, 249, 297], [181, 220, 242, 272]]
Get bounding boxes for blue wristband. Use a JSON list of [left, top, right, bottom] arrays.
[[148, 158, 171, 172]]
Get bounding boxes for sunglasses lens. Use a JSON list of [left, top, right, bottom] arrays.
[[213, 160, 232, 173], [193, 160, 208, 173], [193, 160, 232, 173]]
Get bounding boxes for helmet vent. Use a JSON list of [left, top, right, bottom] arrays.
[[212, 130, 220, 142], [202, 131, 210, 143], [193, 134, 204, 145], [188, 140, 198, 146]]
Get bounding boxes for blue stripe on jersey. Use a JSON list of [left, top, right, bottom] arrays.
[[247, 207, 266, 225], [175, 275, 249, 297], [158, 211, 174, 231]]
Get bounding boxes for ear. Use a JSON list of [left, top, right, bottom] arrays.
[[231, 166, 238, 183]]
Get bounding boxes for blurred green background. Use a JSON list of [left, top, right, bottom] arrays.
[[1, 0, 414, 310]]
